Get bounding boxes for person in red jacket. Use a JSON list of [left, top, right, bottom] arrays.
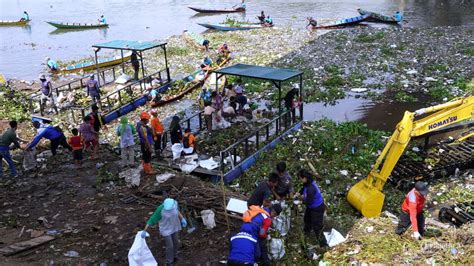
[[395, 181, 429, 240]]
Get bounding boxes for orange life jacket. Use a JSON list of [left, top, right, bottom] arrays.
[[242, 205, 270, 222]]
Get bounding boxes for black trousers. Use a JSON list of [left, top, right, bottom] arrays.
[[50, 135, 72, 155], [140, 143, 152, 163], [304, 204, 327, 246], [257, 238, 269, 266], [395, 211, 425, 235], [154, 134, 163, 153]]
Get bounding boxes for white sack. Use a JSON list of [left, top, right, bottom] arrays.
[[128, 231, 157, 266], [200, 210, 216, 229]]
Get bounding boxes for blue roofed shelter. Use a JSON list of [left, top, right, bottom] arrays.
[[214, 63, 304, 114], [92, 40, 169, 85]]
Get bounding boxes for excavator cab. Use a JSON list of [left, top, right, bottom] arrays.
[[347, 95, 473, 217]]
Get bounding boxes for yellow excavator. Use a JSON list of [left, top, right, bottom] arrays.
[[347, 95, 474, 217]]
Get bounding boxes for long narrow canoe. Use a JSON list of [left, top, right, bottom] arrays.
[[59, 52, 132, 73], [152, 56, 231, 107], [357, 9, 402, 23], [183, 31, 208, 50], [0, 19, 31, 26], [47, 21, 108, 29], [188, 6, 245, 13], [198, 23, 272, 31], [312, 14, 369, 29]]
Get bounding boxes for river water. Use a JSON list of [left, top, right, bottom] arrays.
[[1, 0, 473, 80]]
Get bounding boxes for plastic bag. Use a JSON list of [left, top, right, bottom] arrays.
[[200, 210, 216, 229], [269, 238, 285, 260], [128, 231, 157, 266], [324, 228, 346, 247], [273, 207, 291, 236], [171, 143, 183, 160], [23, 149, 36, 171], [122, 165, 142, 188]]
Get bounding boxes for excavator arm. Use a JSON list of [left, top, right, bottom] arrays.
[[347, 95, 474, 217]]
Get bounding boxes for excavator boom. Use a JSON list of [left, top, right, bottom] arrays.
[[347, 96, 473, 217]]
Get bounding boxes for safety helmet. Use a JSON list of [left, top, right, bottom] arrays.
[[140, 111, 151, 120]]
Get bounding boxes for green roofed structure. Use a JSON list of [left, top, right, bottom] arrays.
[[92, 40, 170, 85], [214, 63, 303, 114]]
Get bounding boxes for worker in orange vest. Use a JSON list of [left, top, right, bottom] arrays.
[[395, 181, 429, 240]]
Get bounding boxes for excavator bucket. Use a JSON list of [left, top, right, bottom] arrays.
[[347, 179, 385, 217]]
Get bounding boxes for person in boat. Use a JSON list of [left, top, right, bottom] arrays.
[[20, 11, 29, 21], [98, 15, 106, 24], [257, 11, 266, 24], [217, 43, 230, 64], [306, 17, 317, 28], [148, 83, 162, 107], [239, 0, 246, 10], [203, 56, 213, 67], [394, 11, 403, 22], [45, 57, 58, 71], [264, 16, 273, 26], [131, 51, 141, 80], [202, 39, 210, 51]]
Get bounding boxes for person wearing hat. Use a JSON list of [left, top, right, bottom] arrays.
[[26, 121, 72, 156], [150, 110, 164, 158], [86, 75, 101, 106], [298, 169, 328, 247], [136, 111, 155, 175], [142, 198, 187, 266], [116, 116, 136, 167], [241, 203, 282, 266], [45, 57, 58, 71], [39, 74, 58, 114], [396, 181, 429, 240]]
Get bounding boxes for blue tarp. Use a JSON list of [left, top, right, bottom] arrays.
[[92, 40, 167, 51]]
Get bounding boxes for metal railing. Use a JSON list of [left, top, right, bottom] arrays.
[[29, 62, 133, 113], [219, 108, 302, 173], [162, 110, 205, 147], [67, 68, 170, 124]]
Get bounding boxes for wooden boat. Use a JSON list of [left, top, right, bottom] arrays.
[[188, 6, 245, 13], [59, 52, 132, 73], [198, 23, 272, 31], [0, 19, 30, 26], [312, 14, 369, 29], [357, 9, 402, 23], [46, 21, 108, 29], [183, 31, 208, 50], [152, 57, 231, 107]]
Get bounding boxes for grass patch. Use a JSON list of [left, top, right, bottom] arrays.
[[394, 91, 417, 103], [167, 46, 191, 57], [429, 82, 451, 101], [348, 72, 366, 87], [0, 84, 31, 121], [355, 31, 385, 43], [324, 65, 341, 75], [426, 63, 448, 73], [322, 75, 344, 88], [381, 45, 396, 57]]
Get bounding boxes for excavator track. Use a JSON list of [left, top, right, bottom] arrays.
[[390, 139, 474, 186]]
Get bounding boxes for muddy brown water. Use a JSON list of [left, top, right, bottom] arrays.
[[1, 0, 473, 80]]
